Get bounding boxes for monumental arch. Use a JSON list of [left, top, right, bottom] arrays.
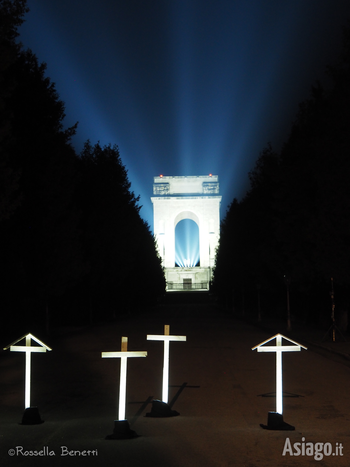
[[151, 175, 221, 291]]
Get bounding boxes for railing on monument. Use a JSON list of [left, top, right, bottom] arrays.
[[167, 282, 208, 291]]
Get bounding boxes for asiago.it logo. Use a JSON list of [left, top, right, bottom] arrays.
[[282, 437, 343, 461]]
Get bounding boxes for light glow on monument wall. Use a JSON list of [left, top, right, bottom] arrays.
[[175, 219, 200, 268]]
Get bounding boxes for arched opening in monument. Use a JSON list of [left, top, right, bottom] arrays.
[[175, 219, 200, 267]]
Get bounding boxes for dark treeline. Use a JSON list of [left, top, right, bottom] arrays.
[[213, 22, 350, 330], [0, 1, 165, 335]]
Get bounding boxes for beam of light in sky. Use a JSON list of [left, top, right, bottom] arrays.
[[19, 2, 163, 227], [167, 0, 308, 207], [168, 1, 196, 176], [175, 219, 200, 268], [19, 0, 350, 233]]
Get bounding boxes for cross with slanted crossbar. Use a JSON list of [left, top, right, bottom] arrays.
[[4, 333, 52, 409], [102, 337, 147, 421], [252, 333, 307, 414], [147, 325, 186, 404]]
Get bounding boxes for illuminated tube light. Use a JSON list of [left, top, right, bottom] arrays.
[[102, 337, 147, 420], [147, 325, 186, 404], [3, 333, 52, 409], [252, 334, 307, 415]]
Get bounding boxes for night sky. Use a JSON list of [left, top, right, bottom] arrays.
[[18, 0, 350, 230]]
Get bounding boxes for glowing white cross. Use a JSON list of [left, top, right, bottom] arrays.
[[252, 334, 307, 414], [102, 337, 147, 421], [147, 325, 186, 404], [3, 333, 52, 409]]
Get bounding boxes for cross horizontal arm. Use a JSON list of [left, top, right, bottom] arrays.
[[9, 346, 47, 353], [256, 346, 302, 352], [101, 351, 147, 358], [3, 333, 52, 351], [147, 335, 187, 341], [28, 334, 52, 350], [251, 333, 307, 350]]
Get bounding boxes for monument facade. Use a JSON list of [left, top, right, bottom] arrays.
[[151, 175, 221, 291]]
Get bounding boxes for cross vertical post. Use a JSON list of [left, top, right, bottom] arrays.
[[147, 324, 186, 404], [276, 334, 282, 414], [162, 325, 170, 403], [119, 337, 128, 421], [25, 335, 31, 408]]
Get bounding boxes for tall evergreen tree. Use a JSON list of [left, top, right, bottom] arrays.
[[0, 1, 86, 332], [0, 0, 27, 222], [0, 1, 165, 333], [76, 141, 164, 320], [214, 22, 350, 322]]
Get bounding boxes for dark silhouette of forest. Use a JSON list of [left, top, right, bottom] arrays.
[[213, 21, 350, 331], [0, 1, 165, 336]]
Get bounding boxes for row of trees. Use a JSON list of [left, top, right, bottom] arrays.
[[0, 0, 165, 335], [213, 23, 350, 327]]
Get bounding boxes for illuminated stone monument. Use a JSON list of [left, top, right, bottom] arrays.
[[151, 175, 221, 290]]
